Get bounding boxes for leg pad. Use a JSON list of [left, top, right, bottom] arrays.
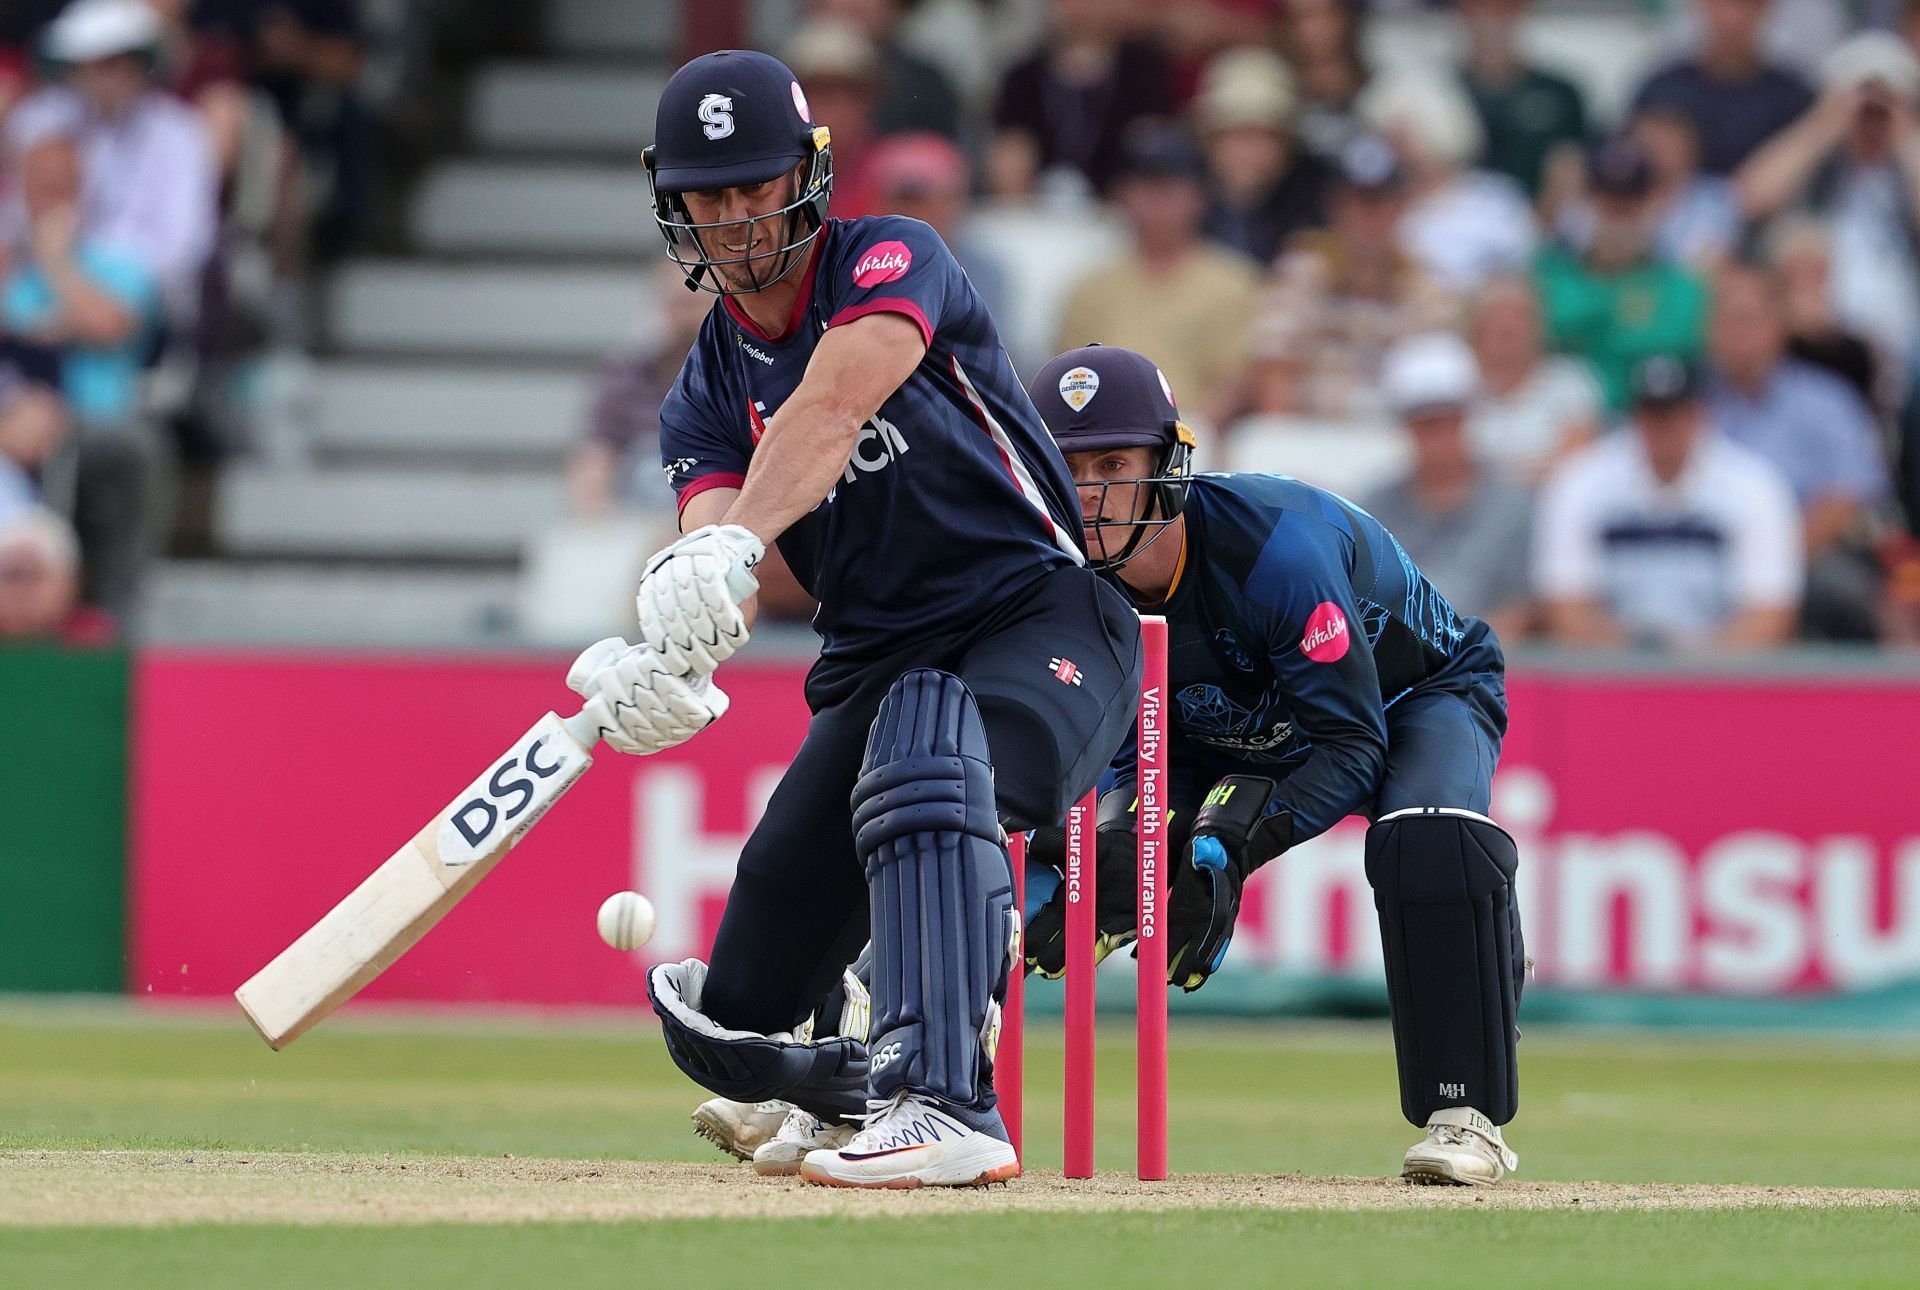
[[1366, 807, 1523, 1126], [853, 670, 1014, 1108]]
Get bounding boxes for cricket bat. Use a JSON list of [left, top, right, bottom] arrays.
[[235, 709, 600, 1049]]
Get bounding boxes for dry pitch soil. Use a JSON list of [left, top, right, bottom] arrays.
[[6, 1151, 1916, 1226]]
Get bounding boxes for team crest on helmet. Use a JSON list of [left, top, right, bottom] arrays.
[[1058, 366, 1100, 411], [698, 93, 735, 140], [1156, 367, 1176, 409], [790, 80, 811, 122]]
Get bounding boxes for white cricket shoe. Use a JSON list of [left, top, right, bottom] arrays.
[[692, 1098, 792, 1162], [1402, 1107, 1519, 1186], [800, 1091, 1020, 1189], [752, 1105, 856, 1176]]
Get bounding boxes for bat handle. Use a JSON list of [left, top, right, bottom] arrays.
[[561, 709, 600, 748]]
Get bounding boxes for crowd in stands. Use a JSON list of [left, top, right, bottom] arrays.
[[8, 0, 1919, 655], [0, 0, 377, 643], [582, 0, 1920, 651]]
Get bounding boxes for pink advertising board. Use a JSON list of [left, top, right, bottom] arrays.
[[132, 653, 1920, 1007]]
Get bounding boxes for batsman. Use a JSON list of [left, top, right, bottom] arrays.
[[1025, 344, 1527, 1186], [568, 51, 1140, 1188]]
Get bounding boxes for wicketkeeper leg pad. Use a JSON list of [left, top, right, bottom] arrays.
[[648, 957, 870, 1122], [1365, 807, 1523, 1126], [853, 669, 1015, 1109]]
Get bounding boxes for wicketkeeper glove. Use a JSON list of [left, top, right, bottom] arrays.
[[1022, 788, 1172, 977], [1166, 776, 1293, 992]]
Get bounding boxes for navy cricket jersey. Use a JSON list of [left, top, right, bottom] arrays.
[[1115, 473, 1504, 842], [659, 215, 1084, 658]]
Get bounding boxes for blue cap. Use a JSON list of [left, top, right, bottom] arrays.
[[651, 50, 816, 193], [1030, 345, 1184, 454]]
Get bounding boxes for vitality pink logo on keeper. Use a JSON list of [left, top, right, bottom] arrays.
[[1300, 602, 1350, 663], [852, 241, 913, 286]]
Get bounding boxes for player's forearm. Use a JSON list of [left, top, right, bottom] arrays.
[[1272, 736, 1388, 846], [722, 398, 864, 544]]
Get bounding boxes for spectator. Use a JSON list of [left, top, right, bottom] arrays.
[[1468, 274, 1600, 481], [1631, 106, 1741, 268], [810, 0, 962, 140], [1358, 73, 1537, 292], [863, 132, 1014, 337], [3, 132, 166, 622], [989, 0, 1177, 200], [1766, 216, 1883, 410], [1192, 47, 1333, 266], [0, 504, 112, 643], [1535, 137, 1710, 413], [1735, 32, 1920, 367], [568, 262, 706, 521], [787, 20, 885, 221], [1249, 134, 1456, 422], [1535, 355, 1803, 650], [1156, 1, 1283, 101], [1708, 262, 1891, 639], [1278, 0, 1371, 161], [1053, 123, 1259, 429], [1631, 0, 1814, 178], [208, 0, 370, 258], [1361, 333, 1535, 638], [1457, 0, 1588, 200], [0, 335, 68, 487], [4, 0, 219, 318]]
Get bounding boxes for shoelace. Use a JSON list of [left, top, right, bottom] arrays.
[[779, 1106, 823, 1138]]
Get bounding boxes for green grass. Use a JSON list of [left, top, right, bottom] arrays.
[[1, 1211, 1917, 1290], [2, 1001, 1916, 1288], [4, 1002, 1917, 1185]]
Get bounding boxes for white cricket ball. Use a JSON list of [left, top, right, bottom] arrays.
[[596, 891, 656, 951]]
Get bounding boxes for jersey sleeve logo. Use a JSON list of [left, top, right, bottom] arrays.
[[698, 93, 735, 140], [852, 240, 913, 287], [1300, 602, 1351, 663]]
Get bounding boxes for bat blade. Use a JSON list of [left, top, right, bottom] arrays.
[[235, 711, 595, 1049]]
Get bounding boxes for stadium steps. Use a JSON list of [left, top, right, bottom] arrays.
[[468, 63, 669, 154], [309, 359, 591, 464], [216, 466, 567, 561], [545, 0, 678, 59], [325, 260, 653, 359], [147, 560, 521, 647], [411, 161, 652, 256]]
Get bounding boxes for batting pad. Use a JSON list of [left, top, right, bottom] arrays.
[[853, 669, 1015, 1110], [1366, 807, 1524, 1127]]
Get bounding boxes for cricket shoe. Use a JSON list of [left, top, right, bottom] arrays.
[[752, 1105, 856, 1176], [1402, 1107, 1519, 1186], [800, 1091, 1020, 1189], [692, 1098, 792, 1162]]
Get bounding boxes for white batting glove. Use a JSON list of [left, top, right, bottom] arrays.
[[635, 524, 763, 679], [566, 637, 730, 756]]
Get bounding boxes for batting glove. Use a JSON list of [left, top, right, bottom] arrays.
[[635, 523, 763, 679], [567, 637, 730, 756]]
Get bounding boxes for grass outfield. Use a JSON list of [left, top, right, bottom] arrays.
[[1, 1000, 1915, 1288]]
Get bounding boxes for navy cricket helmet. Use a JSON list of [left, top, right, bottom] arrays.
[[1029, 345, 1198, 571], [645, 50, 834, 295]]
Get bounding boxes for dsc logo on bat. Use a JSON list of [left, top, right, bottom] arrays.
[[435, 714, 593, 868]]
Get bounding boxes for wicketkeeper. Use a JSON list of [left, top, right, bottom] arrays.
[[1023, 344, 1527, 1185]]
